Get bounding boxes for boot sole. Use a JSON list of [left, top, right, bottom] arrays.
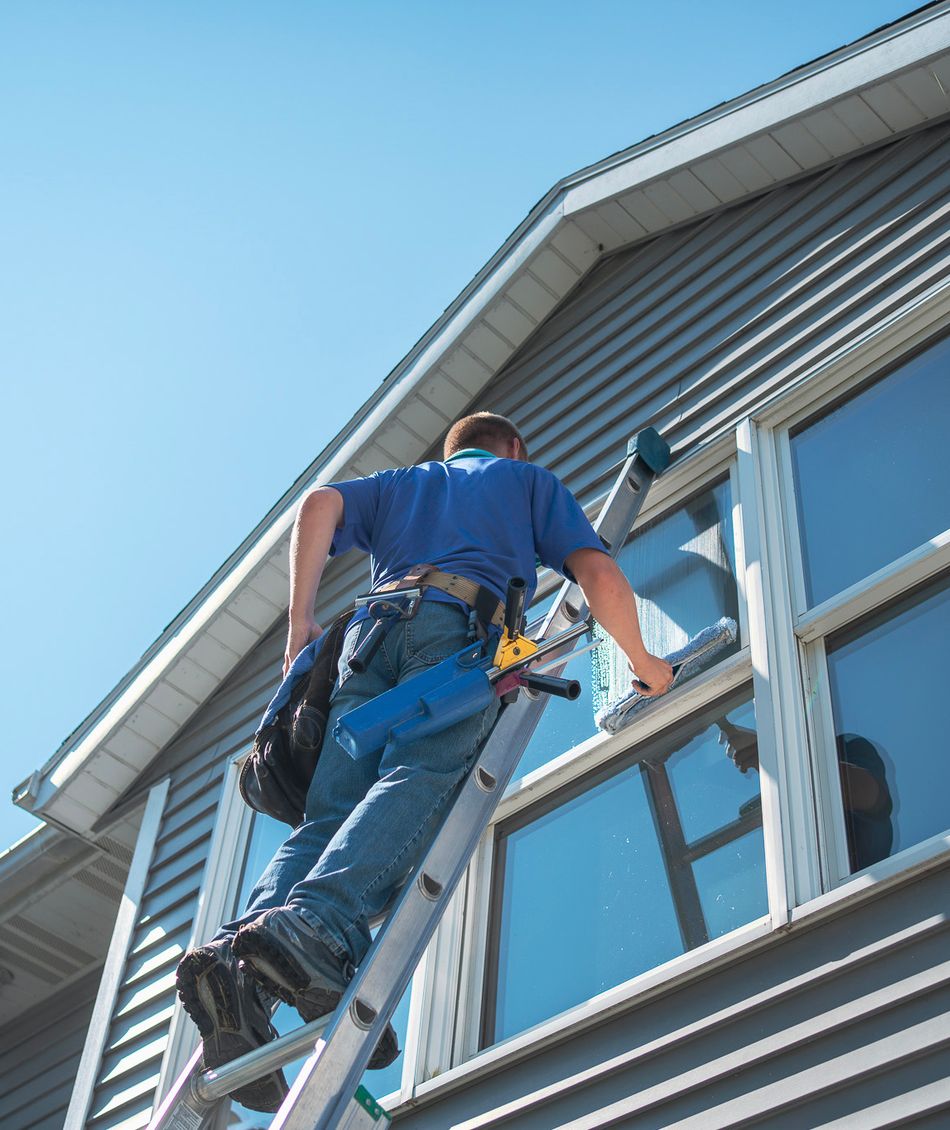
[[176, 948, 288, 1113]]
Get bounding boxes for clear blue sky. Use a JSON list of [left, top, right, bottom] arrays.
[[0, 1, 919, 845]]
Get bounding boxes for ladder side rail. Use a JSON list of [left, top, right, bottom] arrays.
[[541, 441, 662, 640], [277, 436, 668, 1130]]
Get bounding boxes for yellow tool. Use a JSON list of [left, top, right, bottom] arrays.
[[492, 577, 539, 669]]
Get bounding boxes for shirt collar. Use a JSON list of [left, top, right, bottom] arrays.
[[445, 447, 498, 463]]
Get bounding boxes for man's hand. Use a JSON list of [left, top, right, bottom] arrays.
[[284, 617, 324, 676], [630, 653, 674, 697]]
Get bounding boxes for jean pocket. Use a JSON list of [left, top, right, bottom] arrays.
[[405, 606, 471, 665]]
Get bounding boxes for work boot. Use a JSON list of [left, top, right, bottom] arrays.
[[176, 938, 289, 1113], [232, 907, 400, 1070]]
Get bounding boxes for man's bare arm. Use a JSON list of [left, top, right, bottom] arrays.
[[565, 547, 674, 697], [284, 487, 345, 674]]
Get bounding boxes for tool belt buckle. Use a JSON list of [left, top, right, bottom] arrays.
[[355, 586, 423, 621]]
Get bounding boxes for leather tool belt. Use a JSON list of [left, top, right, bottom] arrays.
[[373, 563, 506, 632]]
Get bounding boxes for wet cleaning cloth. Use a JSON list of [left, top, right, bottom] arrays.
[[593, 617, 738, 735]]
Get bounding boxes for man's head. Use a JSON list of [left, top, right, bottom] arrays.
[[443, 412, 529, 461]]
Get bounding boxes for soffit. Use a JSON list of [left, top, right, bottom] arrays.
[[0, 822, 137, 1027]]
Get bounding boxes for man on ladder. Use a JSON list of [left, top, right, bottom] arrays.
[[175, 412, 674, 1112]]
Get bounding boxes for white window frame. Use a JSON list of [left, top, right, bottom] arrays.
[[746, 277, 950, 912], [65, 779, 171, 1130]]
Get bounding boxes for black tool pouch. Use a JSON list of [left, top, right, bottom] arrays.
[[239, 609, 352, 827]]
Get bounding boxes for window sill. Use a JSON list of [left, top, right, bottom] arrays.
[[790, 830, 950, 928]]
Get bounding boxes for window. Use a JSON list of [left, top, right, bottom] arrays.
[[483, 690, 765, 1045], [826, 575, 950, 872], [228, 812, 413, 1126], [789, 334, 950, 609], [784, 331, 950, 882], [517, 478, 740, 779]]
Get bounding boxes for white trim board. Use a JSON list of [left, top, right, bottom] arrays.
[[63, 779, 170, 1130]]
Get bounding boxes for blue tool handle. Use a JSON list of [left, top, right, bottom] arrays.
[[334, 642, 489, 759], [388, 667, 495, 747]]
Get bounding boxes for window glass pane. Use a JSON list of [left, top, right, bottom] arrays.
[[666, 699, 760, 843], [790, 335, 950, 608], [826, 573, 950, 874], [228, 812, 410, 1123], [516, 479, 739, 778], [692, 829, 768, 940], [515, 592, 599, 779], [488, 690, 763, 1046], [616, 478, 738, 661], [492, 767, 683, 1043]]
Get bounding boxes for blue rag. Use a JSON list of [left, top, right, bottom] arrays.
[[257, 631, 334, 733]]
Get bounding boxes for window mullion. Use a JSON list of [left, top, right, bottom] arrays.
[[776, 430, 810, 619], [794, 528, 950, 643], [737, 418, 819, 915]]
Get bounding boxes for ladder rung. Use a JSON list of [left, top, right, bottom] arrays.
[[194, 1013, 330, 1104]]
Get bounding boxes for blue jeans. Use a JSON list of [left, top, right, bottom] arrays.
[[217, 601, 500, 966]]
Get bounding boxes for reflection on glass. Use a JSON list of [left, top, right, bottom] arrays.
[[517, 480, 739, 778], [692, 829, 767, 941], [827, 573, 950, 873], [666, 700, 760, 843], [492, 767, 682, 1044], [790, 334, 950, 609], [488, 692, 764, 1046], [228, 812, 411, 1125]]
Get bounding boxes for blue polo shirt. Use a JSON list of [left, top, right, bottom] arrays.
[[328, 453, 606, 608]]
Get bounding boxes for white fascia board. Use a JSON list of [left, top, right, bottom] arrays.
[[560, 6, 950, 215]]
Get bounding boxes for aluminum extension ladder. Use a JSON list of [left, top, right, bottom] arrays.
[[149, 428, 670, 1130]]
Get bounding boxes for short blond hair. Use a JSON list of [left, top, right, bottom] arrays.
[[443, 412, 528, 460]]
